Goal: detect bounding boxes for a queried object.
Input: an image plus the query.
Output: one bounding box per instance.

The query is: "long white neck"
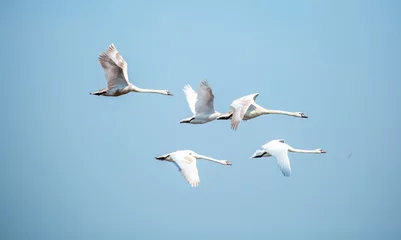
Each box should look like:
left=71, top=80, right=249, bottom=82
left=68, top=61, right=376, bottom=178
left=288, top=147, right=321, bottom=154
left=197, top=154, right=226, bottom=165
left=131, top=86, right=167, bottom=95
left=261, top=108, right=300, bottom=117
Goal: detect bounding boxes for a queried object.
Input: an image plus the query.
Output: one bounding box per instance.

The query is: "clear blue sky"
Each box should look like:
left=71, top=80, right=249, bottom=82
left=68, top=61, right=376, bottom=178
left=2, top=0, right=401, bottom=239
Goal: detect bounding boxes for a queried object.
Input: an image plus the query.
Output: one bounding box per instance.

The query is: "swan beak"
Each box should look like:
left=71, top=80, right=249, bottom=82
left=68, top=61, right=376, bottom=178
left=321, top=150, right=327, bottom=153
left=167, top=91, right=173, bottom=96
left=226, top=161, right=233, bottom=165
left=301, top=113, right=308, bottom=118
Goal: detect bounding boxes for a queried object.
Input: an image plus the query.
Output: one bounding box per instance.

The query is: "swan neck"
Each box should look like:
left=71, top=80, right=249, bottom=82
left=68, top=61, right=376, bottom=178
left=262, top=109, right=297, bottom=116
left=132, top=86, right=165, bottom=95
left=197, top=155, right=225, bottom=164
left=288, top=147, right=319, bottom=154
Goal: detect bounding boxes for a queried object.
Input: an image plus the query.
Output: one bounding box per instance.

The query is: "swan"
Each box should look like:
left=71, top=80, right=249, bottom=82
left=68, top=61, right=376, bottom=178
left=179, top=81, right=222, bottom=124
left=251, top=139, right=326, bottom=177
left=155, top=150, right=232, bottom=187
left=217, top=93, right=308, bottom=130
left=90, top=44, right=173, bottom=97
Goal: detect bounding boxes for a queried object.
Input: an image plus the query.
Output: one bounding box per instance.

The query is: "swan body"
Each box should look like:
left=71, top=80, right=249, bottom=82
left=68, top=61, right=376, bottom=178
left=91, top=44, right=173, bottom=97
left=180, top=81, right=221, bottom=124
left=155, top=150, right=232, bottom=187
left=217, top=93, right=308, bottom=130
left=251, top=139, right=326, bottom=177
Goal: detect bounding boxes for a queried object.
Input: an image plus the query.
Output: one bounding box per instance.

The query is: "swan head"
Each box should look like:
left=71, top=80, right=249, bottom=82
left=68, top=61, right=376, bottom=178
left=223, top=160, right=232, bottom=165
left=316, top=149, right=327, bottom=153
left=164, top=90, right=173, bottom=96
left=295, top=112, right=308, bottom=118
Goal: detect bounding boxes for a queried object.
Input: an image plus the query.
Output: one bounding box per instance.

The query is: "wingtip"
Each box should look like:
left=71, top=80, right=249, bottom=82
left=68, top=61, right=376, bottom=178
left=183, top=84, right=192, bottom=91
left=200, top=80, right=210, bottom=87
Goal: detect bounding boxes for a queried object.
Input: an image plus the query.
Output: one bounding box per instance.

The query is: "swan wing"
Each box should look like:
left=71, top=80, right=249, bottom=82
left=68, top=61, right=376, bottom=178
left=183, top=85, right=197, bottom=115
left=172, top=153, right=200, bottom=187
left=99, top=49, right=129, bottom=90
left=105, top=44, right=130, bottom=83
left=264, top=140, right=291, bottom=177
left=195, top=81, right=215, bottom=115
left=230, top=93, right=259, bottom=130
left=98, top=44, right=130, bottom=90
left=273, top=151, right=291, bottom=177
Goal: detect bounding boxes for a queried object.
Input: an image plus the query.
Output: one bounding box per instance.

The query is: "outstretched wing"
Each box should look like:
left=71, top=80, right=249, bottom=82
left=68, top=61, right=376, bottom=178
left=106, top=44, right=130, bottom=83
left=183, top=84, right=197, bottom=115
left=172, top=153, right=200, bottom=187
left=195, top=81, right=215, bottom=115
left=273, top=151, right=291, bottom=177
left=264, top=140, right=291, bottom=177
left=98, top=44, right=130, bottom=89
left=230, top=93, right=259, bottom=130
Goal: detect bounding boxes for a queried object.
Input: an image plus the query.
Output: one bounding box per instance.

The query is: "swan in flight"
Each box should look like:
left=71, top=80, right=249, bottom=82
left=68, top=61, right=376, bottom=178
left=90, top=44, right=173, bottom=97
left=155, top=150, right=232, bottom=187
left=251, top=139, right=326, bottom=177
left=179, top=81, right=222, bottom=124
left=217, top=93, right=308, bottom=130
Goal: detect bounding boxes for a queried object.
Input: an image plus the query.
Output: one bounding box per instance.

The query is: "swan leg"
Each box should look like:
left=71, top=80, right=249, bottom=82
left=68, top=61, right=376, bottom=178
left=217, top=112, right=233, bottom=120
left=90, top=88, right=107, bottom=96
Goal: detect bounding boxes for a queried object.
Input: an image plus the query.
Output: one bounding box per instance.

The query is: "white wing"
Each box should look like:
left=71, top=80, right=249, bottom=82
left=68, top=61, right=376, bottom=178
left=172, top=153, right=200, bottom=187
left=195, top=81, right=215, bottom=116
left=264, top=140, right=291, bottom=177
left=98, top=44, right=130, bottom=89
left=273, top=151, right=291, bottom=177
left=183, top=85, right=197, bottom=115
left=230, top=93, right=259, bottom=130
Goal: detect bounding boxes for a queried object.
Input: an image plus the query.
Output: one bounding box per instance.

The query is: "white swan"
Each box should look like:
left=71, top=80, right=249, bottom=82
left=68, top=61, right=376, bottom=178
left=179, top=81, right=222, bottom=124
left=251, top=139, right=326, bottom=177
left=90, top=44, right=173, bottom=97
left=155, top=150, right=232, bottom=187
left=217, top=93, right=308, bottom=130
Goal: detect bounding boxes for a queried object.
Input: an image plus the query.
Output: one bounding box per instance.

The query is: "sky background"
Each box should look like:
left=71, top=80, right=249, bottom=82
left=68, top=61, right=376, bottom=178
left=2, top=0, right=401, bottom=239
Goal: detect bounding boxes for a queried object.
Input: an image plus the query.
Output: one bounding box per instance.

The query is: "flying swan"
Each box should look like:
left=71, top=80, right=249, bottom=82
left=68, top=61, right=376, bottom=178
left=155, top=150, right=232, bottom=187
left=251, top=139, right=326, bottom=177
left=90, top=44, right=173, bottom=97
left=179, top=81, right=222, bottom=124
left=217, top=93, right=308, bottom=130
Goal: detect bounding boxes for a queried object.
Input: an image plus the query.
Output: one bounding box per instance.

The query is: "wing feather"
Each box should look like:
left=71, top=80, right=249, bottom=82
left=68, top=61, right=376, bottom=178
left=98, top=44, right=130, bottom=90
left=274, top=151, right=291, bottom=177
left=264, top=140, right=291, bottom=177
left=106, top=44, right=130, bottom=83
left=195, top=81, right=215, bottom=115
left=172, top=153, right=200, bottom=187
left=230, top=93, right=259, bottom=130
left=183, top=85, right=197, bottom=115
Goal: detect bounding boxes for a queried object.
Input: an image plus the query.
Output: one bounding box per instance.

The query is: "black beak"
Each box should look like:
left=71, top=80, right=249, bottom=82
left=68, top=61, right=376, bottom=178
left=301, top=113, right=308, bottom=118
left=167, top=91, right=173, bottom=96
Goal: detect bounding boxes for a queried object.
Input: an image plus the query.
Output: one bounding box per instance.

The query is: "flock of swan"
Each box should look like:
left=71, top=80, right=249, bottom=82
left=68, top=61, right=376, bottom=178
left=91, top=43, right=327, bottom=187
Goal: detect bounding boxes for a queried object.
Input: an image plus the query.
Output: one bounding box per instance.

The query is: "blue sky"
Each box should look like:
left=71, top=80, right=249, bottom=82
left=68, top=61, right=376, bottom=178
left=2, top=0, right=401, bottom=239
